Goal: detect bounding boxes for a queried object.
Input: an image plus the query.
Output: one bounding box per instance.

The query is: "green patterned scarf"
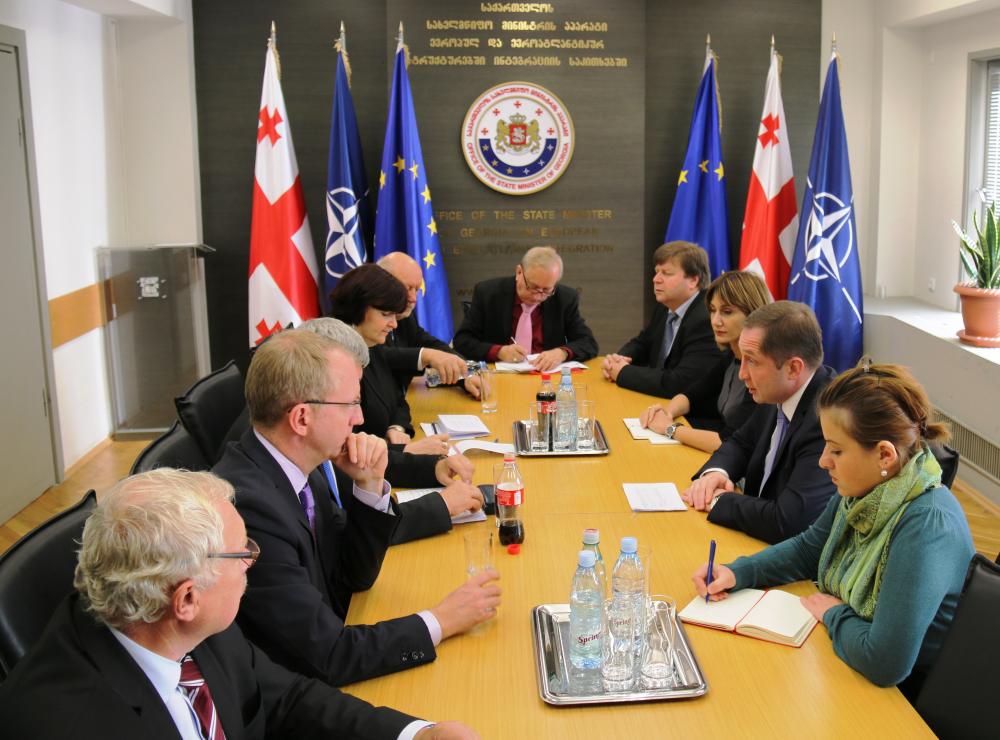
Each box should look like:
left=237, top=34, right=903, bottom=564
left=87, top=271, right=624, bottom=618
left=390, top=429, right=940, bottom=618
left=817, top=445, right=942, bottom=620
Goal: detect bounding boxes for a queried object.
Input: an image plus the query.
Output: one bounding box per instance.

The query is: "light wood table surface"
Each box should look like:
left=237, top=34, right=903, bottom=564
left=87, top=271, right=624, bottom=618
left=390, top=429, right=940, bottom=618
left=345, top=361, right=932, bottom=738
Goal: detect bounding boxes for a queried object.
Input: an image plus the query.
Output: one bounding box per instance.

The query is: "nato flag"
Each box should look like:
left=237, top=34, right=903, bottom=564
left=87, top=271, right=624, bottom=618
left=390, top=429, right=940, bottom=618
left=788, top=53, right=864, bottom=372
left=373, top=43, right=454, bottom=341
left=324, top=49, right=371, bottom=306
left=665, top=51, right=730, bottom=278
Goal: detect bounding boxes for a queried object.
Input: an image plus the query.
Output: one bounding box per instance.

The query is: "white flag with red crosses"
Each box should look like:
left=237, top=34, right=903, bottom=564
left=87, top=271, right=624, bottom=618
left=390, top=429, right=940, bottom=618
left=247, top=40, right=319, bottom=347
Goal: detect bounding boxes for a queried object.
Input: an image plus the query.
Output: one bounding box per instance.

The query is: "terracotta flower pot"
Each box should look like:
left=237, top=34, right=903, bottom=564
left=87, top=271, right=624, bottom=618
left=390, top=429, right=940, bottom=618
left=954, top=282, right=1000, bottom=347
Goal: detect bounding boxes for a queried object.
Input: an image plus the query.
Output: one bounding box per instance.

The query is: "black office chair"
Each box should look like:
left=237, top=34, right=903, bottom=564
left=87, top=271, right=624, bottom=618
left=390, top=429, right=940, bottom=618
left=928, top=442, right=960, bottom=489
left=174, top=360, right=245, bottom=463
left=0, top=490, right=97, bottom=680
left=130, top=421, right=210, bottom=474
left=915, top=554, right=1000, bottom=739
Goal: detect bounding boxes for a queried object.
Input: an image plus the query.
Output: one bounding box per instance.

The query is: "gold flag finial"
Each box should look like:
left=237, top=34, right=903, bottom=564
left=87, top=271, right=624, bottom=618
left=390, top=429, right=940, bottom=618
left=397, top=21, right=410, bottom=68
left=269, top=21, right=281, bottom=79
left=335, top=21, right=352, bottom=86
left=770, top=34, right=775, bottom=51
left=832, top=32, right=838, bottom=53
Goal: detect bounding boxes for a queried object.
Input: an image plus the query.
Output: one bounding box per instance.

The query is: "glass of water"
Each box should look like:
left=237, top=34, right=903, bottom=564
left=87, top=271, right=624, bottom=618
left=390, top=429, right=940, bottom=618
left=576, top=399, right=595, bottom=449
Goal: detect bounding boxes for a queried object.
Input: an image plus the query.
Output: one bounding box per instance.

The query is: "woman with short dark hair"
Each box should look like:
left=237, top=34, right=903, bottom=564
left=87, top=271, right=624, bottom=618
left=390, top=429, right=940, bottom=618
left=693, top=361, right=974, bottom=696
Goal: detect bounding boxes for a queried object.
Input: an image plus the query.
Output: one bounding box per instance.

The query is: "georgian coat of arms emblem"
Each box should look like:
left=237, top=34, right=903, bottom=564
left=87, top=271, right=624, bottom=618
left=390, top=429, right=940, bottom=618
left=462, top=81, right=574, bottom=195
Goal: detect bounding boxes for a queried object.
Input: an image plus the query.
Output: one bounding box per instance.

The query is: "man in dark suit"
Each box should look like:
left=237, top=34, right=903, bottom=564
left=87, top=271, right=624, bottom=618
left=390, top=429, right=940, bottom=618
left=683, top=301, right=837, bottom=544
left=378, top=252, right=483, bottom=399
left=0, top=469, right=477, bottom=739
left=602, top=241, right=722, bottom=397
left=213, top=330, right=500, bottom=687
left=452, top=246, right=598, bottom=372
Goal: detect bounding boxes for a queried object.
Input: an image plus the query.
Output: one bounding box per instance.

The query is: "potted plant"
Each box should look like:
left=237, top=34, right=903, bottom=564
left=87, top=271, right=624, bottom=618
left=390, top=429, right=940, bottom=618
left=952, top=201, right=1000, bottom=347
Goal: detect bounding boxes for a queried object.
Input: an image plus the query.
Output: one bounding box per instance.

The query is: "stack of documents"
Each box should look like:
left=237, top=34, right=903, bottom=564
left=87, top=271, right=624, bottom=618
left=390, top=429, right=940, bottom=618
left=395, top=488, right=487, bottom=524
left=494, top=355, right=588, bottom=373
left=432, top=415, right=491, bottom=439
left=623, top=418, right=681, bottom=445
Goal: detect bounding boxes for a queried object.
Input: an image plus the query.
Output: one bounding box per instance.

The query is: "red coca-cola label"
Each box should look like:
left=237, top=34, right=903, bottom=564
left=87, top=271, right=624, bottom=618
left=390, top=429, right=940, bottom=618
left=538, top=400, right=555, bottom=414
left=496, top=484, right=523, bottom=506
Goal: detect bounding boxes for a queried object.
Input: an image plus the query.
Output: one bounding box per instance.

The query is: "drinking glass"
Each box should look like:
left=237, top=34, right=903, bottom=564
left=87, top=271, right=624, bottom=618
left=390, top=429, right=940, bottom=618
left=463, top=529, right=494, bottom=578
left=602, top=598, right=636, bottom=692
left=640, top=596, right=677, bottom=689
left=523, top=402, right=539, bottom=450
left=576, top=399, right=595, bottom=449
left=480, top=367, right=498, bottom=413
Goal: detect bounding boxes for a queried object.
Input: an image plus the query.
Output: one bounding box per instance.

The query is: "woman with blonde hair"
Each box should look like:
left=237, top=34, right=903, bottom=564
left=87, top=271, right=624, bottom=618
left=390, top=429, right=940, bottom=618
left=693, top=361, right=974, bottom=696
left=639, top=270, right=770, bottom=452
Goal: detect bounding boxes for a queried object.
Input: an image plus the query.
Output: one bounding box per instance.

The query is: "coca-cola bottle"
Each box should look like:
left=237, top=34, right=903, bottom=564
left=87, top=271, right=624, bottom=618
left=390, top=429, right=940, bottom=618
left=536, top=373, right=557, bottom=451
left=495, top=453, right=525, bottom=545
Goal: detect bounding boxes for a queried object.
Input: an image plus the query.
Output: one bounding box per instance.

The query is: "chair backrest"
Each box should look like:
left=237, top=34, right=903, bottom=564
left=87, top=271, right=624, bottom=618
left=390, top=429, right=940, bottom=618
left=174, top=360, right=245, bottom=463
left=130, top=420, right=210, bottom=474
left=0, top=490, right=97, bottom=680
left=916, top=553, right=1000, bottom=739
left=928, top=442, right=960, bottom=489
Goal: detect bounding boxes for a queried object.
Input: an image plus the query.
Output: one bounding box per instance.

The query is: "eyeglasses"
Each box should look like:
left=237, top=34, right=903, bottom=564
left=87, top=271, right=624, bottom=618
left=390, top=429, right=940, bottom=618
left=519, top=271, right=556, bottom=297
left=287, top=398, right=363, bottom=412
left=208, top=538, right=260, bottom=568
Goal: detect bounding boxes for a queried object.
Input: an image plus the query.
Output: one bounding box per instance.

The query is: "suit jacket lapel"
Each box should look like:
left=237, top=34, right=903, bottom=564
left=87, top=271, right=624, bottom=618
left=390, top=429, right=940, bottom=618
left=363, top=348, right=396, bottom=420
left=499, top=278, right=516, bottom=341
left=768, top=368, right=828, bottom=483
left=649, top=307, right=668, bottom=369
left=192, top=641, right=245, bottom=740
left=70, top=598, right=181, bottom=736
left=240, top=429, right=313, bottom=542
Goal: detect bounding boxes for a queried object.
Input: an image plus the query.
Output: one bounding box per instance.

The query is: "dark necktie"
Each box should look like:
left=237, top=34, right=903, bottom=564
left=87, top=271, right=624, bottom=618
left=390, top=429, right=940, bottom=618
left=178, top=655, right=226, bottom=740
left=656, top=312, right=679, bottom=368
left=759, top=407, right=790, bottom=493
left=298, top=482, right=316, bottom=532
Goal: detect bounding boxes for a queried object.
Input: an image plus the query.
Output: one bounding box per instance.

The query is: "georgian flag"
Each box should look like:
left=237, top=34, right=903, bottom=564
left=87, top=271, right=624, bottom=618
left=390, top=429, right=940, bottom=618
left=739, top=46, right=798, bottom=300
left=248, top=40, right=319, bottom=347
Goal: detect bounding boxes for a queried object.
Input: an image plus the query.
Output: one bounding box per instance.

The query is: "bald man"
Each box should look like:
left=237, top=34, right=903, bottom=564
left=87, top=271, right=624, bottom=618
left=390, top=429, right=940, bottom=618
left=378, top=252, right=482, bottom=398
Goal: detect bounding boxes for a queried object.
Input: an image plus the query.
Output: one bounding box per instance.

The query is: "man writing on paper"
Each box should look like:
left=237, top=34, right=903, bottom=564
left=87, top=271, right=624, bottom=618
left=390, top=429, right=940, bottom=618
left=602, top=241, right=721, bottom=397
left=378, top=251, right=483, bottom=399
left=213, top=329, right=501, bottom=686
left=0, top=469, right=477, bottom=739
left=682, top=301, right=837, bottom=543
left=452, top=246, right=598, bottom=372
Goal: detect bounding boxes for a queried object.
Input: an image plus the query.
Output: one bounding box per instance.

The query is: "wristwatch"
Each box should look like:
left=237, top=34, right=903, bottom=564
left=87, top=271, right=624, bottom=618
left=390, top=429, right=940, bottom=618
left=664, top=422, right=683, bottom=440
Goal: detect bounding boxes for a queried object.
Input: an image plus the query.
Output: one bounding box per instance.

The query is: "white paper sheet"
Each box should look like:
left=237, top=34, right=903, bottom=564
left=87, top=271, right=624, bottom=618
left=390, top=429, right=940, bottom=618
left=454, top=439, right=516, bottom=455
left=623, top=418, right=681, bottom=445
left=621, top=482, right=687, bottom=512
left=433, top=414, right=491, bottom=439
left=394, top=487, right=487, bottom=524
left=494, top=354, right=588, bottom=374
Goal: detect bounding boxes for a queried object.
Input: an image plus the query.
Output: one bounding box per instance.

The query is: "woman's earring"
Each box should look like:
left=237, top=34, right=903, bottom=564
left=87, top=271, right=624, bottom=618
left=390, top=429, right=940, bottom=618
left=880, top=468, right=888, bottom=478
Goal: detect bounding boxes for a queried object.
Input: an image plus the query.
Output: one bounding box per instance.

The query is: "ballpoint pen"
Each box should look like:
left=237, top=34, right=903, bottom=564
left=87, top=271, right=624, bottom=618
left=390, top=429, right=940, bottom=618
left=705, top=539, right=717, bottom=603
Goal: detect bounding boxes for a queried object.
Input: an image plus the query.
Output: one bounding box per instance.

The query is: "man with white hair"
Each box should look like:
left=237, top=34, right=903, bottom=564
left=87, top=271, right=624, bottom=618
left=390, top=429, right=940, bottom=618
left=453, top=246, right=598, bottom=372
left=377, top=252, right=482, bottom=398
left=0, top=469, right=478, bottom=739
left=213, top=329, right=500, bottom=687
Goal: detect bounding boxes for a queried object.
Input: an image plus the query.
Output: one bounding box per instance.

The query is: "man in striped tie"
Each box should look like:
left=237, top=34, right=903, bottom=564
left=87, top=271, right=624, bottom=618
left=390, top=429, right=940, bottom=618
left=0, top=468, right=477, bottom=739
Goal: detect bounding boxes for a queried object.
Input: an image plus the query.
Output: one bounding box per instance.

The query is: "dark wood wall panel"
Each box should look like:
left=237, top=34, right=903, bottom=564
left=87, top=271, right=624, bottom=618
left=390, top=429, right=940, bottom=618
left=194, top=0, right=820, bottom=370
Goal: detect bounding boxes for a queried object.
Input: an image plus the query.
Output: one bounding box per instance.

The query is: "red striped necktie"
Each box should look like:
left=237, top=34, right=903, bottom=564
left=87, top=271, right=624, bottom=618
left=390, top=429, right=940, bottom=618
left=178, top=655, right=226, bottom=740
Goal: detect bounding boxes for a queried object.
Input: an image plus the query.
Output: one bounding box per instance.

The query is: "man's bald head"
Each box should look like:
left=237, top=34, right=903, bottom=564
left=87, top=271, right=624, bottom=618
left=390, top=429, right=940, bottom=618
left=378, top=252, right=423, bottom=317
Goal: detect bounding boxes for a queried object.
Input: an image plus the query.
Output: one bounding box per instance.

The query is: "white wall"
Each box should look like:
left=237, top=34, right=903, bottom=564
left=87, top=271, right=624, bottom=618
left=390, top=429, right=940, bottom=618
left=0, top=0, right=198, bottom=470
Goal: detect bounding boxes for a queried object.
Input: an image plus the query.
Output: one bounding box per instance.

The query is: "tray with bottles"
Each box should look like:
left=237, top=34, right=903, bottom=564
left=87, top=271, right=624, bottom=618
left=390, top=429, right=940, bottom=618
left=511, top=420, right=611, bottom=457
left=530, top=602, right=708, bottom=705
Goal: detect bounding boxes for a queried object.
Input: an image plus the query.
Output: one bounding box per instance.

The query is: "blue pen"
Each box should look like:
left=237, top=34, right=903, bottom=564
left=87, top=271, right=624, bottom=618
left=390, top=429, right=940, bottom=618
left=705, top=539, right=717, bottom=603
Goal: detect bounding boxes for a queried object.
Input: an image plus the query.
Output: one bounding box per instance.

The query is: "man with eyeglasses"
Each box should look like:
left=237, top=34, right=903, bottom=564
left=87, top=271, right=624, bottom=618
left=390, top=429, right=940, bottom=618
left=0, top=468, right=477, bottom=739
left=453, top=245, right=598, bottom=372
left=212, top=330, right=501, bottom=687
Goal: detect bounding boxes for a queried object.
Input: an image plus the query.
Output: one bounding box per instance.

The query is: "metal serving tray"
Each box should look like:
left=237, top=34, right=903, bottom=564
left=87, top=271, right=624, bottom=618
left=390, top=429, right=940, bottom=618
left=512, top=420, right=611, bottom=457
left=531, top=603, right=708, bottom=706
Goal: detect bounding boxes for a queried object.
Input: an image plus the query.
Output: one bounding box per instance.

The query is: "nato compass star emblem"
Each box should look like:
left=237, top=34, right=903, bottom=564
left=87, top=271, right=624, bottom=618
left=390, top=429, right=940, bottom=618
left=325, top=186, right=365, bottom=279
left=789, top=189, right=862, bottom=321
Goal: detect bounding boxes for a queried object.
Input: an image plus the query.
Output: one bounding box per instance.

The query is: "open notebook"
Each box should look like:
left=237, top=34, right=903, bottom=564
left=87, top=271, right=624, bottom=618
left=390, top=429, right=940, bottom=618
left=679, top=588, right=818, bottom=647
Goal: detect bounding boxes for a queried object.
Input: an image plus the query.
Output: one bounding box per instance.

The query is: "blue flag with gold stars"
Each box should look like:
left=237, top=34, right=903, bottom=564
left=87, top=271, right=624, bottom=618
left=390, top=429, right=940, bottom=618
left=373, top=42, right=453, bottom=341
left=665, top=50, right=730, bottom=278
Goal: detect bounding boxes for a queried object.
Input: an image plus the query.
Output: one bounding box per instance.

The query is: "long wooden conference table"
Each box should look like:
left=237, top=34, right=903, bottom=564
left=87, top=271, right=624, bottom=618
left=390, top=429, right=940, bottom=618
left=346, top=362, right=932, bottom=738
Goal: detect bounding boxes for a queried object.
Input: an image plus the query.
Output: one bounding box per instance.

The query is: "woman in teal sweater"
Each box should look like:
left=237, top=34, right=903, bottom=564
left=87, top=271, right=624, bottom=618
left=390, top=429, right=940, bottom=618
left=693, top=361, right=974, bottom=695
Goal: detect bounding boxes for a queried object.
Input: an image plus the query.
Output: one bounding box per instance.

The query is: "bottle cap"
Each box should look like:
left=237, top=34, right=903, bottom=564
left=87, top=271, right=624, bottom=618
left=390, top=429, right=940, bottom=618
left=578, top=550, right=596, bottom=567
left=541, top=373, right=551, bottom=380
left=582, top=528, right=600, bottom=545
left=503, top=453, right=515, bottom=462
left=620, top=536, right=638, bottom=554
left=507, top=543, right=521, bottom=555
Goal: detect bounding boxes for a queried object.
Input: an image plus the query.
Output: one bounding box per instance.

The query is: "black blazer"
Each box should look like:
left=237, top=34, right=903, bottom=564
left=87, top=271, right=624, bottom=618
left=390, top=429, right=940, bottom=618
left=382, top=314, right=459, bottom=384
left=452, top=276, right=598, bottom=361
left=213, top=429, right=437, bottom=685
left=361, top=345, right=415, bottom=437
left=696, top=366, right=838, bottom=544
left=684, top=352, right=757, bottom=440
left=615, top=294, right=723, bottom=398
left=0, top=595, right=417, bottom=739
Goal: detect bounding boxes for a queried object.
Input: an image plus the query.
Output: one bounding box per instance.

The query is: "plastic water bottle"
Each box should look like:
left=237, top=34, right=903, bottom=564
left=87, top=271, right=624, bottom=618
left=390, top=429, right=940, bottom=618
left=536, top=373, right=556, bottom=451
left=424, top=367, right=442, bottom=387
left=611, top=536, right=645, bottom=650
left=569, top=550, right=604, bottom=671
left=554, top=368, right=577, bottom=450
left=582, top=528, right=607, bottom=598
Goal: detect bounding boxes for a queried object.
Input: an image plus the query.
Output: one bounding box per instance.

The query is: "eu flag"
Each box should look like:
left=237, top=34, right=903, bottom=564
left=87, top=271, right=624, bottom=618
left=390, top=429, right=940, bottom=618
left=324, top=42, right=371, bottom=306
left=665, top=49, right=730, bottom=278
left=788, top=52, right=863, bottom=372
left=373, top=41, right=454, bottom=341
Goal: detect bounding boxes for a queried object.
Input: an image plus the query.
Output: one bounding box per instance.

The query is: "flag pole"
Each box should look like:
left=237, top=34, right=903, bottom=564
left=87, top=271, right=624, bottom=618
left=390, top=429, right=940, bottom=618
left=269, top=20, right=281, bottom=79
left=336, top=21, right=352, bottom=86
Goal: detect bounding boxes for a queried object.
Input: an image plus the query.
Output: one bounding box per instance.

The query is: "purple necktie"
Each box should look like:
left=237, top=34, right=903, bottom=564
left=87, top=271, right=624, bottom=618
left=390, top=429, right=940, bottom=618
left=759, top=407, right=789, bottom=494
left=298, top=482, right=316, bottom=532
